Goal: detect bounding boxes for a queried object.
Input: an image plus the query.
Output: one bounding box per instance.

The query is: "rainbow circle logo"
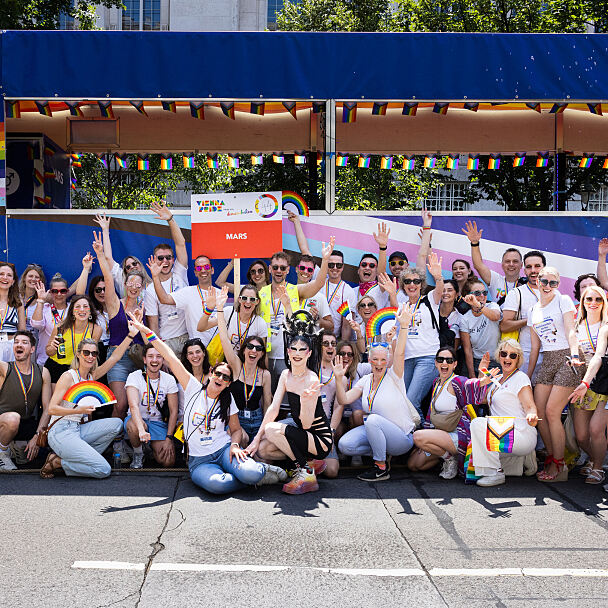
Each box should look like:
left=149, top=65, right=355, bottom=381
left=254, top=194, right=279, bottom=218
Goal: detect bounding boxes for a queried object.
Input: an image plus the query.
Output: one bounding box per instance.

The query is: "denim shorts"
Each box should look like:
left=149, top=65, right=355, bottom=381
left=106, top=346, right=138, bottom=383
left=124, top=415, right=168, bottom=441
left=238, top=408, right=263, bottom=442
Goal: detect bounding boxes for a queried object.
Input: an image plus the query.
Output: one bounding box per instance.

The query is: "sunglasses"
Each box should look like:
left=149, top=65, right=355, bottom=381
left=371, top=341, right=389, bottom=348
left=435, top=356, right=455, bottom=364
left=499, top=351, right=518, bottom=360
left=50, top=288, right=68, bottom=294
left=213, top=370, right=232, bottom=382
left=584, top=296, right=604, bottom=303
left=81, top=349, right=98, bottom=358
left=250, top=268, right=266, bottom=275
left=126, top=282, right=143, bottom=289
left=272, top=264, right=287, bottom=271
left=360, top=262, right=377, bottom=269
left=245, top=343, right=265, bottom=352
left=322, top=340, right=337, bottom=347
left=358, top=302, right=376, bottom=308
left=298, top=265, right=314, bottom=273
left=390, top=260, right=406, bottom=267
left=338, top=351, right=353, bottom=358
left=402, top=278, right=422, bottom=285
left=328, top=262, right=343, bottom=269
left=289, top=346, right=309, bottom=353
left=156, top=255, right=173, bottom=262
left=195, top=264, right=212, bottom=272
left=239, top=295, right=258, bottom=303
left=539, top=278, right=559, bottom=288
left=125, top=262, right=140, bottom=271
left=471, top=290, right=488, bottom=297
left=94, top=286, right=105, bottom=294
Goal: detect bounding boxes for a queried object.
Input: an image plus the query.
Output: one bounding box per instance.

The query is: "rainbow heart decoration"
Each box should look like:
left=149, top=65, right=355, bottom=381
left=366, top=307, right=398, bottom=340
left=63, top=380, right=117, bottom=407
left=282, top=191, right=309, bottom=216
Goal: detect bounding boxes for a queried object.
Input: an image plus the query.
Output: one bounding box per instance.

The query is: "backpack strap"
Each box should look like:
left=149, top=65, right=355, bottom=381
left=421, top=295, right=439, bottom=332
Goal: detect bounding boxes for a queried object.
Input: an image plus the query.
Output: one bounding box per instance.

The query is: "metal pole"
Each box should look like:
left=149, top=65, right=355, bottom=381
left=324, top=99, right=336, bottom=214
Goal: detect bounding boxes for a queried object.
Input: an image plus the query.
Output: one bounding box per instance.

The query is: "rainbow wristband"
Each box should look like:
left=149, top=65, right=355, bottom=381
left=145, top=331, right=158, bottom=342
left=203, top=305, right=213, bottom=316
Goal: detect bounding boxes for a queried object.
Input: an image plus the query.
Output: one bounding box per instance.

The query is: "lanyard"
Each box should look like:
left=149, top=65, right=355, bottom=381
left=271, top=292, right=282, bottom=320
left=367, top=371, right=386, bottom=412
left=408, top=297, right=422, bottom=328
left=0, top=305, right=11, bottom=332
left=145, top=374, right=160, bottom=414
left=200, top=388, right=219, bottom=434
left=237, top=312, right=254, bottom=346
left=488, top=368, right=519, bottom=408
left=242, top=366, right=259, bottom=404
left=14, top=363, right=34, bottom=409
left=526, top=284, right=539, bottom=302
left=584, top=319, right=598, bottom=353
left=51, top=306, right=66, bottom=326
left=319, top=366, right=334, bottom=387
left=430, top=373, right=454, bottom=412
left=326, top=280, right=343, bottom=307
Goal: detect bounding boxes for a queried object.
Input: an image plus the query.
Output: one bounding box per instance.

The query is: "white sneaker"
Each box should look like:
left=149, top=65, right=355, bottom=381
left=523, top=451, right=538, bottom=476
left=130, top=452, right=144, bottom=469
left=10, top=441, right=28, bottom=465
left=258, top=464, right=288, bottom=485
left=476, top=470, right=506, bottom=487
left=0, top=448, right=17, bottom=471
left=439, top=456, right=458, bottom=479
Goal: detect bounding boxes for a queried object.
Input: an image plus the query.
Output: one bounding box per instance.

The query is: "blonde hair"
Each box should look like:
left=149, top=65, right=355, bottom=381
left=538, top=266, right=560, bottom=281
left=494, top=338, right=524, bottom=370
left=576, top=285, right=608, bottom=329
left=70, top=338, right=99, bottom=374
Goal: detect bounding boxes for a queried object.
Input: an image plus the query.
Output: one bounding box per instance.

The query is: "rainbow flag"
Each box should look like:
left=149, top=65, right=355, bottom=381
left=488, top=154, right=501, bottom=170
left=467, top=155, right=479, bottom=170
left=44, top=145, right=55, bottom=157
left=446, top=154, right=459, bottom=170
left=227, top=154, right=240, bottom=169
left=423, top=155, right=436, bottom=169
left=33, top=169, right=44, bottom=187
left=464, top=441, right=481, bottom=483
left=603, top=158, right=608, bottom=169
left=317, top=152, right=323, bottom=166
left=336, top=154, right=348, bottom=167
left=372, top=102, right=387, bottom=116
left=6, top=101, right=21, bottom=119
left=115, top=154, right=127, bottom=169
left=536, top=153, right=550, bottom=167
left=402, top=102, right=418, bottom=116
left=294, top=152, right=307, bottom=164
left=71, top=177, right=77, bottom=190
left=182, top=155, right=195, bottom=169
left=579, top=155, right=593, bottom=168
left=312, top=102, right=325, bottom=113
left=71, top=153, right=81, bottom=168
left=588, top=103, right=603, bottom=115
left=161, top=155, right=173, bottom=170
left=380, top=155, right=393, bottom=170
left=44, top=170, right=55, bottom=180
left=35, top=195, right=51, bottom=205
left=282, top=101, right=297, bottom=118
left=464, top=102, right=479, bottom=112
left=130, top=101, right=148, bottom=117
left=220, top=102, right=235, bottom=119
left=342, top=102, right=357, bottom=123
left=251, top=154, right=263, bottom=166
left=433, top=102, right=449, bottom=115
left=190, top=102, right=204, bottom=120
left=513, top=154, right=526, bottom=167
left=337, top=302, right=351, bottom=318
left=486, top=417, right=515, bottom=453
left=525, top=102, right=541, bottom=113
left=549, top=103, right=567, bottom=114
left=35, top=101, right=52, bottom=117
left=26, top=144, right=36, bottom=160
left=65, top=101, right=84, bottom=117
left=162, top=101, right=176, bottom=113
left=358, top=155, right=371, bottom=168
left=273, top=153, right=285, bottom=164
left=403, top=156, right=415, bottom=170
left=98, top=101, right=114, bottom=119
left=97, top=154, right=108, bottom=168
left=207, top=153, right=219, bottom=169
left=250, top=102, right=265, bottom=116
left=137, top=155, right=149, bottom=170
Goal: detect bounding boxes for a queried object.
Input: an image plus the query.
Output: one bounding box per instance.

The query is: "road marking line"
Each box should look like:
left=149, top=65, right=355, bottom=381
left=151, top=563, right=290, bottom=573
left=429, top=568, right=521, bottom=577
left=72, top=561, right=145, bottom=571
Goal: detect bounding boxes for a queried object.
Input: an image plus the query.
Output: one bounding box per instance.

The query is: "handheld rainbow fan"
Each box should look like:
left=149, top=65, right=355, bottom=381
left=63, top=381, right=117, bottom=408
left=366, top=307, right=398, bottom=340
left=282, top=191, right=309, bottom=216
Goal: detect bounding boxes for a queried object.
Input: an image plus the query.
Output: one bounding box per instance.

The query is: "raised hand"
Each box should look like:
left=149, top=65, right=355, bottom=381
left=82, top=251, right=95, bottom=272
left=35, top=280, right=48, bottom=301
left=396, top=302, right=414, bottom=329
left=287, top=210, right=300, bottom=224
left=93, top=212, right=110, bottom=231
left=301, top=380, right=321, bottom=405
left=150, top=200, right=173, bottom=222
left=215, top=285, right=229, bottom=310
left=92, top=231, right=104, bottom=256
left=127, top=310, right=149, bottom=334
left=480, top=351, right=490, bottom=371
left=275, top=284, right=290, bottom=307
left=462, top=220, right=483, bottom=243
left=426, top=251, right=443, bottom=280
left=464, top=293, right=480, bottom=308
left=373, top=222, right=390, bottom=249
left=378, top=272, right=397, bottom=296
left=421, top=207, right=432, bottom=228
left=321, top=236, right=336, bottom=260
left=331, top=355, right=347, bottom=378
left=147, top=255, right=162, bottom=278
left=348, top=318, right=362, bottom=335
left=127, top=320, right=139, bottom=337
left=599, top=238, right=608, bottom=257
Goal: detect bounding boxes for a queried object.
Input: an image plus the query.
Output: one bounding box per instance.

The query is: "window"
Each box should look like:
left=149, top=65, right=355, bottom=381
left=122, top=0, right=161, bottom=31
left=585, top=187, right=608, bottom=211
left=422, top=182, right=469, bottom=211
left=122, top=0, right=140, bottom=30
left=143, top=0, right=161, bottom=30
left=59, top=0, right=76, bottom=29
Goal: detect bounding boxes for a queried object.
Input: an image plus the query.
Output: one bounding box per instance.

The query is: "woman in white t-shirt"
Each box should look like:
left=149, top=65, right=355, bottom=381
left=468, top=339, right=539, bottom=487
left=527, top=267, right=582, bottom=482
left=334, top=304, right=420, bottom=482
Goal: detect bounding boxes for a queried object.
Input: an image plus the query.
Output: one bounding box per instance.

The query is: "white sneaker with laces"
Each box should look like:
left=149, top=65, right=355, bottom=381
left=258, top=464, right=288, bottom=485
left=476, top=470, right=506, bottom=487
left=0, top=448, right=17, bottom=471
left=130, top=452, right=144, bottom=470
left=439, top=456, right=458, bottom=479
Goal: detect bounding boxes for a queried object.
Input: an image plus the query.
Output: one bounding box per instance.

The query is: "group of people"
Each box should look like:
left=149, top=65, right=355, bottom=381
left=0, top=203, right=607, bottom=496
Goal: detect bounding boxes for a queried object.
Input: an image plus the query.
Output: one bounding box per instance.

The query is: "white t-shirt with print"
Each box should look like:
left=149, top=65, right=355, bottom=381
left=144, top=261, right=189, bottom=340
left=324, top=280, right=358, bottom=336
left=459, top=302, right=502, bottom=359
left=359, top=283, right=389, bottom=309
left=444, top=309, right=462, bottom=339
left=487, top=370, right=533, bottom=431
left=182, top=377, right=237, bottom=457
left=577, top=320, right=601, bottom=364
left=125, top=369, right=178, bottom=422
left=502, top=284, right=540, bottom=353
left=221, top=305, right=267, bottom=354
left=488, top=269, right=518, bottom=304
left=171, top=284, right=222, bottom=346
left=527, top=293, right=575, bottom=352
left=396, top=292, right=441, bottom=359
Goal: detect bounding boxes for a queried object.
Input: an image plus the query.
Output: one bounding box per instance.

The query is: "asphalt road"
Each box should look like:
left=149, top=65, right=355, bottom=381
left=2, top=468, right=608, bottom=608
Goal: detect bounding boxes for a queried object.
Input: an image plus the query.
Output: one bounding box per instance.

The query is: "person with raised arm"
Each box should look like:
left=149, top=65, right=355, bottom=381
left=596, top=238, right=608, bottom=292
left=462, top=220, right=523, bottom=304
left=294, top=254, right=333, bottom=332
left=124, top=313, right=285, bottom=494
left=333, top=303, right=420, bottom=482
left=214, top=259, right=271, bottom=294
left=356, top=223, right=391, bottom=309
left=439, top=279, right=462, bottom=349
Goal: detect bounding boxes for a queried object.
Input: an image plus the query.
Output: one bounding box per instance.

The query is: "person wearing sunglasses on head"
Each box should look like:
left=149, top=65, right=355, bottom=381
left=528, top=267, right=583, bottom=483
left=124, top=313, right=284, bottom=493
left=215, top=259, right=271, bottom=294
left=460, top=278, right=502, bottom=379
left=294, top=254, right=333, bottom=332
left=572, top=273, right=601, bottom=315
left=357, top=223, right=391, bottom=310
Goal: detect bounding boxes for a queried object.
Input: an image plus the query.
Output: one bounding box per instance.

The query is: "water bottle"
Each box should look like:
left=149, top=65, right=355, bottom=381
left=113, top=450, right=121, bottom=473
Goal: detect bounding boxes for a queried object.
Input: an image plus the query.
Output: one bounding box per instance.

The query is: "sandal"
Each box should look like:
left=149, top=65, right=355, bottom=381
left=585, top=469, right=605, bottom=485
left=40, top=453, right=61, bottom=479
left=538, top=457, right=568, bottom=483
left=580, top=462, right=593, bottom=477
left=536, top=454, right=554, bottom=479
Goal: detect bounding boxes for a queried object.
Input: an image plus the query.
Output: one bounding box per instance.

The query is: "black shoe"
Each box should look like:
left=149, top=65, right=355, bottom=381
left=357, top=464, right=390, bottom=482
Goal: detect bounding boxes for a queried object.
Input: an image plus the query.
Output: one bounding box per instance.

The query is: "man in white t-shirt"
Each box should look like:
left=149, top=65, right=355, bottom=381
left=462, top=220, right=523, bottom=305
left=143, top=202, right=190, bottom=355
left=150, top=254, right=221, bottom=346
left=125, top=344, right=179, bottom=469
left=295, top=254, right=333, bottom=332
left=500, top=250, right=546, bottom=373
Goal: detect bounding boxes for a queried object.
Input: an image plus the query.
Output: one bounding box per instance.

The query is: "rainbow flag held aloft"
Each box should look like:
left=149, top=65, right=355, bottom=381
left=579, top=155, right=594, bottom=168
left=35, top=101, right=52, bottom=117
left=372, top=102, right=388, bottom=116
left=549, top=103, right=568, bottom=114
left=33, top=169, right=45, bottom=187
left=525, top=102, right=541, bottom=113
left=182, top=155, right=195, bottom=169
left=221, top=102, right=235, bottom=120
left=294, top=152, right=307, bottom=165
left=423, top=155, right=436, bottom=169
left=250, top=102, right=265, bottom=116
left=6, top=101, right=21, bottom=119
left=433, top=102, right=449, bottom=115
left=336, top=154, right=348, bottom=167
left=162, top=101, right=176, bottom=113
left=190, top=102, right=205, bottom=120
left=137, top=155, right=149, bottom=170
left=604, top=158, right=608, bottom=169
left=403, top=156, right=415, bottom=171
left=380, top=155, right=393, bottom=170
left=464, top=102, right=479, bottom=112
left=486, top=417, right=515, bottom=453
left=488, top=154, right=501, bottom=170
left=227, top=154, right=240, bottom=169
left=98, top=101, right=114, bottom=119
left=402, top=102, right=418, bottom=116
left=464, top=441, right=481, bottom=484
left=467, top=155, right=479, bottom=170
left=160, top=155, right=173, bottom=170
left=446, top=154, right=459, bottom=170
left=65, top=101, right=84, bottom=117
left=358, top=155, right=371, bottom=168
left=282, top=101, right=297, bottom=118
left=588, top=103, right=603, bottom=115
left=272, top=153, right=285, bottom=164
left=115, top=154, right=127, bottom=169
left=251, top=154, right=263, bottom=166
left=207, top=153, right=219, bottom=169
left=513, top=154, right=526, bottom=167
left=130, top=101, right=148, bottom=117
left=342, top=102, right=357, bottom=123
left=536, top=153, right=550, bottom=167
left=337, top=302, right=351, bottom=318
left=312, top=101, right=325, bottom=113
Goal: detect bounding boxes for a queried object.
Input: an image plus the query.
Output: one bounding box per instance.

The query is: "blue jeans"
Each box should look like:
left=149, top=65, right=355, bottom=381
left=403, top=355, right=438, bottom=420
left=48, top=418, right=123, bottom=478
left=188, top=442, right=267, bottom=494
left=238, top=408, right=264, bottom=442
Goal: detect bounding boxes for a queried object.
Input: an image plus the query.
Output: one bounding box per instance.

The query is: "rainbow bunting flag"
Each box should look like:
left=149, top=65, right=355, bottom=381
left=467, top=155, right=479, bottom=170
left=44, top=145, right=55, bottom=157
left=513, top=154, right=526, bottom=167
left=35, top=195, right=50, bottom=205
left=336, top=154, right=348, bottom=167
left=190, top=102, right=205, bottom=120
left=588, top=103, right=603, bottom=115
left=372, top=102, right=388, bottom=116
left=220, top=102, right=235, bottom=120
left=137, top=155, right=149, bottom=170
left=342, top=102, right=357, bottom=123
left=282, top=101, right=297, bottom=118
left=160, top=155, right=173, bottom=170
left=536, top=153, right=550, bottom=167
left=423, top=155, right=436, bottom=169
left=358, top=155, right=371, bottom=168
left=380, top=155, right=393, bottom=170
left=294, top=152, right=307, bottom=165
left=403, top=156, right=415, bottom=170
left=33, top=169, right=44, bottom=187
left=182, top=155, right=195, bottom=169
left=26, top=145, right=36, bottom=160
left=464, top=441, right=481, bottom=483
left=402, top=102, right=418, bottom=116
left=464, top=102, right=479, bottom=112
left=579, top=155, right=594, bottom=168
left=433, top=102, right=449, bottom=115
left=115, top=154, right=127, bottom=169
left=97, top=155, right=108, bottom=168
left=317, top=152, right=324, bottom=166
left=71, top=177, right=77, bottom=190
left=446, top=154, right=459, bottom=170
left=312, top=102, right=325, bottom=113
left=486, top=417, right=515, bottom=453
left=44, top=170, right=55, bottom=180
left=35, top=101, right=52, bottom=117
left=525, top=102, right=541, bottom=113
left=130, top=101, right=148, bottom=117
left=549, top=103, right=568, bottom=114
left=65, top=101, right=84, bottom=117
left=71, top=153, right=82, bottom=168
left=161, top=101, right=176, bottom=113
left=207, top=153, right=219, bottom=169
left=272, top=153, right=285, bottom=164
left=337, top=302, right=351, bottom=318
left=98, top=101, right=114, bottom=119
left=488, top=154, right=501, bottom=170
left=6, top=101, right=21, bottom=119
left=251, top=154, right=263, bottom=166
left=250, top=102, right=265, bottom=116
left=604, top=158, right=608, bottom=169
left=227, top=154, right=240, bottom=169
